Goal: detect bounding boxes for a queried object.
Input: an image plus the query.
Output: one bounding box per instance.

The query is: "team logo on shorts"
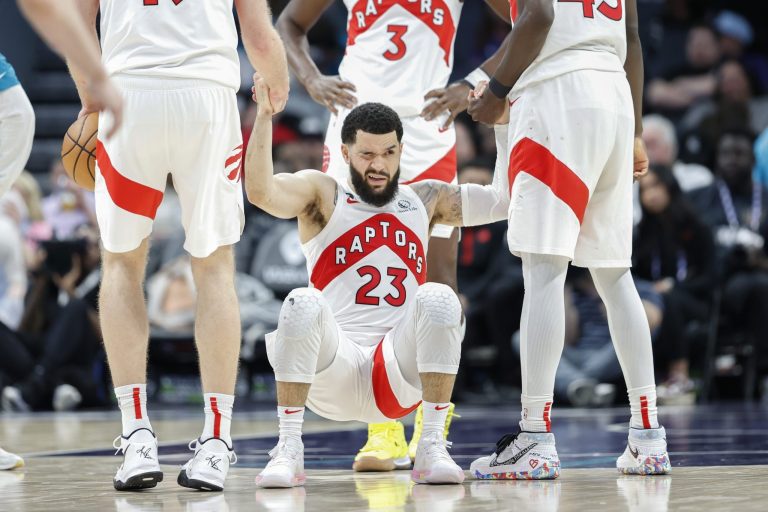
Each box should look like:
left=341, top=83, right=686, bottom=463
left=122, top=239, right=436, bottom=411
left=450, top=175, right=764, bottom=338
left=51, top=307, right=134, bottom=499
left=225, top=144, right=244, bottom=183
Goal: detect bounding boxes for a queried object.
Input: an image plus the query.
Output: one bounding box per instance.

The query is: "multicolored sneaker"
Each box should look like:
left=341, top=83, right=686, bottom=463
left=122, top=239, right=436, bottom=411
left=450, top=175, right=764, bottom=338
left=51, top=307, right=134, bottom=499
left=470, top=431, right=561, bottom=480
left=408, top=403, right=459, bottom=462
left=617, top=427, right=672, bottom=475
left=353, top=421, right=411, bottom=472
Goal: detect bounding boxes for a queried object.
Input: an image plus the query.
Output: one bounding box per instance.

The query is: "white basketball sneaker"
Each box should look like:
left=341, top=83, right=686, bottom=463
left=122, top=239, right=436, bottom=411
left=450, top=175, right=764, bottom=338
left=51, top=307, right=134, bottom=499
left=113, top=428, right=163, bottom=491
left=617, top=427, right=672, bottom=475
left=470, top=432, right=561, bottom=480
left=411, top=431, right=465, bottom=484
left=255, top=438, right=306, bottom=488
left=0, top=446, right=24, bottom=470
left=178, top=438, right=237, bottom=491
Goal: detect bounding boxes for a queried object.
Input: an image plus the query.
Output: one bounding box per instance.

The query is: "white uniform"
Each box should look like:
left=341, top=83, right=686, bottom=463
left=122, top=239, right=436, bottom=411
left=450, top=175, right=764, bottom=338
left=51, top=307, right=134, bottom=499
left=500, top=0, right=633, bottom=267
left=323, top=0, right=464, bottom=238
left=266, top=184, right=462, bottom=422
left=95, top=0, right=243, bottom=258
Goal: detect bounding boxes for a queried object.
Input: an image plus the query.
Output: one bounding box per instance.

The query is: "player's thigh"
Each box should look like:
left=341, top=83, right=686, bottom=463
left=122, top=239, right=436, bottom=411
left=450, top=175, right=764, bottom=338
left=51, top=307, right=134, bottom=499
left=95, top=86, right=169, bottom=254
left=506, top=72, right=618, bottom=259
left=167, top=86, right=244, bottom=259
left=573, top=79, right=635, bottom=268
left=400, top=115, right=456, bottom=184
left=322, top=107, right=350, bottom=181
left=0, top=86, right=34, bottom=193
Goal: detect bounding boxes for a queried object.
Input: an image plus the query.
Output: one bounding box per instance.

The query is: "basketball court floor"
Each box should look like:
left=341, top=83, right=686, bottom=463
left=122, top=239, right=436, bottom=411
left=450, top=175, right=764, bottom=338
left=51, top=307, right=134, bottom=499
left=2, top=403, right=767, bottom=511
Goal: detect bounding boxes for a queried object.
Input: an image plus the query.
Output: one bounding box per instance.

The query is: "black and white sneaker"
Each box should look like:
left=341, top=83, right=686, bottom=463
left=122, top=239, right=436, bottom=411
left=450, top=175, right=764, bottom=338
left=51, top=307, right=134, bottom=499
left=177, top=438, right=236, bottom=492
left=113, top=428, right=163, bottom=491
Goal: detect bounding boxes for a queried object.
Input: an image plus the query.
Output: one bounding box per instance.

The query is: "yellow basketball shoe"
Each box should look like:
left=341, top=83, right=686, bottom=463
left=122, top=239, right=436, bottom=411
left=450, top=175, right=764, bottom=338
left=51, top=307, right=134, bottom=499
left=353, top=421, right=411, bottom=472
left=408, top=403, right=459, bottom=462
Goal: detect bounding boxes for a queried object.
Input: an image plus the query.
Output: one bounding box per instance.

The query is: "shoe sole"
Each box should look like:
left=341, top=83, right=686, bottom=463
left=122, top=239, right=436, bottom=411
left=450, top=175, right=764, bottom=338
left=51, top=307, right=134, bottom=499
left=114, top=471, right=164, bottom=491
left=177, top=469, right=223, bottom=492
left=411, top=468, right=465, bottom=484
left=618, top=455, right=672, bottom=475
left=472, top=464, right=561, bottom=480
left=255, top=473, right=306, bottom=488
left=353, top=456, right=396, bottom=472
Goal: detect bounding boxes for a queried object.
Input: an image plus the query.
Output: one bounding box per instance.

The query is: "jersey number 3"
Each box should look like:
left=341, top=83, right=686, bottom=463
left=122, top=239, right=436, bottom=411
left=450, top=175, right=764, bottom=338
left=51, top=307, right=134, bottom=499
left=558, top=0, right=622, bottom=21
left=383, top=25, right=408, bottom=61
left=356, top=266, right=408, bottom=307
left=143, top=0, right=184, bottom=5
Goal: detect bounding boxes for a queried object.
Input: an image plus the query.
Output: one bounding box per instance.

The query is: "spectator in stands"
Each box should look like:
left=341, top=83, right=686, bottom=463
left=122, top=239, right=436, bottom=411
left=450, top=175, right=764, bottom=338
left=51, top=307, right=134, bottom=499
left=647, top=24, right=721, bottom=121
left=689, top=128, right=768, bottom=376
left=513, top=268, right=663, bottom=407
left=633, top=165, right=716, bottom=404
left=642, top=114, right=713, bottom=191
left=755, top=128, right=768, bottom=188
left=454, top=159, right=523, bottom=397
left=0, top=227, right=104, bottom=412
left=455, top=118, right=478, bottom=168
left=713, top=10, right=768, bottom=95
left=680, top=60, right=768, bottom=166
left=42, top=160, right=96, bottom=239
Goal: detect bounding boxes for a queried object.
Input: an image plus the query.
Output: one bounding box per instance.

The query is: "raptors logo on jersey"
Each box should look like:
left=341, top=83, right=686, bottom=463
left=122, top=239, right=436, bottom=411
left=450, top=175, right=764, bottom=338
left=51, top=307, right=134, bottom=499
left=302, top=184, right=429, bottom=346
left=339, top=0, right=464, bottom=115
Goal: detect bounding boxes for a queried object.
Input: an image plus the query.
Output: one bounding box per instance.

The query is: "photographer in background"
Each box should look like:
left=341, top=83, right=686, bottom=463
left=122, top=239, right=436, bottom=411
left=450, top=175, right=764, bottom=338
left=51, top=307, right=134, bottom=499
left=0, top=227, right=104, bottom=412
left=689, top=128, right=768, bottom=380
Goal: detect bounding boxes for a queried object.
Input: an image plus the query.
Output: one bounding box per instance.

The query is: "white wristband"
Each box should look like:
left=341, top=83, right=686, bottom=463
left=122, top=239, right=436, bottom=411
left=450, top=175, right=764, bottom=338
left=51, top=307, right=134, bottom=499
left=464, top=68, right=491, bottom=89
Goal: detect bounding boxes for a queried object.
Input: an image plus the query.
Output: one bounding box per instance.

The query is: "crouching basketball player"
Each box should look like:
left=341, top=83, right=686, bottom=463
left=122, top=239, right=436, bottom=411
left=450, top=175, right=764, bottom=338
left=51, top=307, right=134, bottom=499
left=245, top=80, right=510, bottom=487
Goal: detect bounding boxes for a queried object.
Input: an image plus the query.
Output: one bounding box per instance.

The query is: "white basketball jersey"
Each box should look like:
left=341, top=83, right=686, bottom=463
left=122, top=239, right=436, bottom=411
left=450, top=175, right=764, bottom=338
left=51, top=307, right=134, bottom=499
left=303, top=184, right=430, bottom=346
left=510, top=0, right=627, bottom=93
left=339, top=0, right=464, bottom=116
left=99, top=0, right=240, bottom=90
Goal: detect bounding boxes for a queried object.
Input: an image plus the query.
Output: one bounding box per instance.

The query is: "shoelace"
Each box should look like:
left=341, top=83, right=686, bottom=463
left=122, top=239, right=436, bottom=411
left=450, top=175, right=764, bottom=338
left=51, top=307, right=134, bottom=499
left=267, top=441, right=301, bottom=468
left=363, top=424, right=402, bottom=452
left=494, top=432, right=521, bottom=456
left=187, top=439, right=238, bottom=464
left=421, top=433, right=455, bottom=464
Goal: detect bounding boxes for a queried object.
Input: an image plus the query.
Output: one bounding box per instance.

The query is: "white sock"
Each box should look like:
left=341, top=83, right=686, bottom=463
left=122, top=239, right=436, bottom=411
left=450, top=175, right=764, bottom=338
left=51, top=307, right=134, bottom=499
left=589, top=268, right=660, bottom=429
left=518, top=253, right=569, bottom=433
left=420, top=401, right=450, bottom=438
left=202, top=393, right=234, bottom=446
left=628, top=386, right=659, bottom=429
left=115, top=384, right=152, bottom=437
left=277, top=406, right=304, bottom=443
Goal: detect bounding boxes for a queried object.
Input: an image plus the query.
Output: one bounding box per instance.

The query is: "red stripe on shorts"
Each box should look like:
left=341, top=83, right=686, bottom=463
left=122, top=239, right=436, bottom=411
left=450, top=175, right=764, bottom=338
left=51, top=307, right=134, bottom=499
left=211, top=397, right=221, bottom=438
left=640, top=395, right=651, bottom=429
left=508, top=137, right=589, bottom=224
left=96, top=140, right=164, bottom=219
left=372, top=340, right=421, bottom=419
left=403, top=145, right=457, bottom=184
left=133, top=387, right=142, bottom=420
left=543, top=401, right=552, bottom=432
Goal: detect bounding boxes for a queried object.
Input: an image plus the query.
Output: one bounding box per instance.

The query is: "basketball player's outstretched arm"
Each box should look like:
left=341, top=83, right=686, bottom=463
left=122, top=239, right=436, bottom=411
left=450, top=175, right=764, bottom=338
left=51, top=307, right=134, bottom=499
left=468, top=0, right=554, bottom=124
left=20, top=0, right=123, bottom=137
left=245, top=76, right=334, bottom=223
left=624, top=0, right=649, bottom=179
left=235, top=0, right=290, bottom=114
left=276, top=0, right=357, bottom=114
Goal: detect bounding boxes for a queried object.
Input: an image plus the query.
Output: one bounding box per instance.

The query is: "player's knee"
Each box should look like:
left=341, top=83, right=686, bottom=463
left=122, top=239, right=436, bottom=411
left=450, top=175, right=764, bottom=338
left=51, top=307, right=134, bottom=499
left=278, top=287, right=327, bottom=339
left=102, top=244, right=148, bottom=280
left=415, top=282, right=462, bottom=328
left=191, top=245, right=234, bottom=283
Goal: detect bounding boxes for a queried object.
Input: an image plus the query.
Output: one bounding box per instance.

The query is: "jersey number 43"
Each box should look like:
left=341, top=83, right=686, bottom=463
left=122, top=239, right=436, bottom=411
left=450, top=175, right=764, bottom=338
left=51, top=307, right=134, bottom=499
left=558, top=0, right=622, bottom=21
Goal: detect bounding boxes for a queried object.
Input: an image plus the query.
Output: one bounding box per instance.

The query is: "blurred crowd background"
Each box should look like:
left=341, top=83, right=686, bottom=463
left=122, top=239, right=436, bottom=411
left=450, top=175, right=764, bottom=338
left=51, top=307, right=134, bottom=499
left=1, top=0, right=767, bottom=412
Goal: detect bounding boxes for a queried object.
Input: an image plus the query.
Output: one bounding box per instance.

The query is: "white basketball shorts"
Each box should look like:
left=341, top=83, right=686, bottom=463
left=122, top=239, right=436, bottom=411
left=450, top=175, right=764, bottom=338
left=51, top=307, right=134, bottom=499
left=95, top=76, right=244, bottom=258
left=503, top=69, right=635, bottom=267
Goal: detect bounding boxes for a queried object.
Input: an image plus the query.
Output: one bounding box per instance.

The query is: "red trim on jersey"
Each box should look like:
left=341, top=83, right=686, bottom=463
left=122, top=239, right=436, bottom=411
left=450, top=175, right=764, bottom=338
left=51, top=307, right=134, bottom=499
left=508, top=137, right=589, bottom=224
left=133, top=387, right=142, bottom=420
left=347, top=0, right=456, bottom=65
left=639, top=395, right=651, bottom=429
left=96, top=141, right=164, bottom=219
left=310, top=213, right=427, bottom=290
left=510, top=0, right=519, bottom=22
left=402, top=145, right=456, bottom=184
left=543, top=401, right=552, bottom=432
left=372, top=340, right=421, bottom=418
left=211, top=397, right=222, bottom=438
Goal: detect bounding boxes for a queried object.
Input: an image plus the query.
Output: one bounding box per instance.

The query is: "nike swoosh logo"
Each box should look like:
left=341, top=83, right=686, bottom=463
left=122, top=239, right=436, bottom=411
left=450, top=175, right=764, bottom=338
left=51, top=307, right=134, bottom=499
left=435, top=405, right=450, bottom=411
left=628, top=444, right=639, bottom=458
left=284, top=409, right=303, bottom=415
left=490, top=442, right=537, bottom=467
left=0, top=72, right=6, bottom=80
left=346, top=197, right=359, bottom=204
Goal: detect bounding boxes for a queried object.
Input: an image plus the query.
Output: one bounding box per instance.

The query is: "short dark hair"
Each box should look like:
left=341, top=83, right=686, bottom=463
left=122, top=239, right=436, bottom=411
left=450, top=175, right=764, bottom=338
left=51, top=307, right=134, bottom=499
left=341, top=103, right=403, bottom=144
left=718, top=125, right=756, bottom=146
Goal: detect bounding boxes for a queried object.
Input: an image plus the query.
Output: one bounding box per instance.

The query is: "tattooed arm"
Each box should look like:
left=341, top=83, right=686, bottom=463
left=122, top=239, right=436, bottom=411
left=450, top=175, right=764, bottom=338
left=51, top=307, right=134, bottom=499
left=410, top=180, right=509, bottom=228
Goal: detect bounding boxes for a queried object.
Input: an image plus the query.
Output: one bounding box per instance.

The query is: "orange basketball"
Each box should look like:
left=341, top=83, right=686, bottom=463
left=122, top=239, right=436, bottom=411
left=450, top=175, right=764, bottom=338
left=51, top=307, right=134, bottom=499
left=61, top=113, right=98, bottom=191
